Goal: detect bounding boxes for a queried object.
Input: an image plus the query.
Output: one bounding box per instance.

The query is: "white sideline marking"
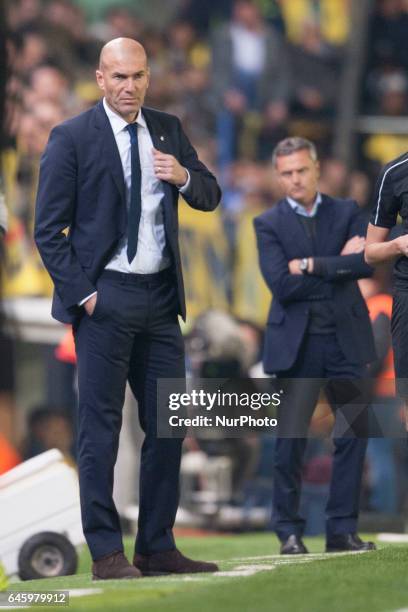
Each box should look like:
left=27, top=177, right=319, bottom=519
left=223, top=552, right=360, bottom=562
left=378, top=533, right=408, bottom=543
left=216, top=570, right=262, bottom=577
left=170, top=552, right=360, bottom=583
left=235, top=564, right=275, bottom=571
left=216, top=564, right=276, bottom=577
left=69, top=588, right=103, bottom=598
left=161, top=551, right=371, bottom=584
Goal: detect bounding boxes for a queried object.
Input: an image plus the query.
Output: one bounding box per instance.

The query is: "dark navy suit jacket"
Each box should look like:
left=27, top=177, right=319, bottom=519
left=254, top=195, right=376, bottom=373
left=34, top=101, right=221, bottom=323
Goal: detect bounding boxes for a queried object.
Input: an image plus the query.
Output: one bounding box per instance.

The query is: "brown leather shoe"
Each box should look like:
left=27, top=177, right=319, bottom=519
left=133, top=549, right=219, bottom=576
left=92, top=551, right=142, bottom=580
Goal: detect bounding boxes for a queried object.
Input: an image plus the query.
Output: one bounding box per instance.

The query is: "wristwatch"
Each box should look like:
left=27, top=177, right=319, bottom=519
left=299, top=258, right=309, bottom=274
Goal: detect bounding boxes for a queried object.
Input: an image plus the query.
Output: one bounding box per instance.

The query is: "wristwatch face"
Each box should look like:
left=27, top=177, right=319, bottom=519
left=300, top=258, right=308, bottom=271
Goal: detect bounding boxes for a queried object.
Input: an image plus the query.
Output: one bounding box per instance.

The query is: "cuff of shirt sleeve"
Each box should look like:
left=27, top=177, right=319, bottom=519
left=78, top=291, right=97, bottom=306
left=312, top=257, right=327, bottom=276
left=178, top=169, right=190, bottom=193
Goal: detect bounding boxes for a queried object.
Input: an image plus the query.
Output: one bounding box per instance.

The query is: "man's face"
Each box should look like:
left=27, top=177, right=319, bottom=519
left=275, top=149, right=320, bottom=206
left=96, top=51, right=150, bottom=122
left=234, top=1, right=260, bottom=29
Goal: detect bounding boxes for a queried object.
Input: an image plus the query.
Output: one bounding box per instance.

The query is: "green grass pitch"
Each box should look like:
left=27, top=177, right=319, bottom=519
left=6, top=533, right=408, bottom=612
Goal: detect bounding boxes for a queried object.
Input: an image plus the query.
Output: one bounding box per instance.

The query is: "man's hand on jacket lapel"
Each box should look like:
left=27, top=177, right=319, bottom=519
left=152, top=147, right=188, bottom=187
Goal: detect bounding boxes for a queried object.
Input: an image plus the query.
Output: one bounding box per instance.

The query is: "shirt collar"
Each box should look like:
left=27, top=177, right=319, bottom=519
left=103, top=97, right=147, bottom=135
left=287, top=192, right=322, bottom=218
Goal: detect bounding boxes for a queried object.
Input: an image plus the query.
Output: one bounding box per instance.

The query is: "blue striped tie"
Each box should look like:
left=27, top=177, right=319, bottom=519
left=126, top=123, right=142, bottom=263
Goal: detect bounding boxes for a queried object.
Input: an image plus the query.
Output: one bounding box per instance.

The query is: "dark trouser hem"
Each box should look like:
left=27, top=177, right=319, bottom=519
left=275, top=530, right=304, bottom=542
left=325, top=518, right=359, bottom=538
left=134, top=545, right=177, bottom=556
left=90, top=546, right=124, bottom=561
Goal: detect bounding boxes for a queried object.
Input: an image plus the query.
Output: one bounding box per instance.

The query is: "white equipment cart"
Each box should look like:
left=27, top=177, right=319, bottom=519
left=0, top=449, right=85, bottom=580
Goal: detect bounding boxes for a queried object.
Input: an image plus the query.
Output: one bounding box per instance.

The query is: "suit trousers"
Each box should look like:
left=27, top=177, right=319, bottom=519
left=273, top=333, right=368, bottom=541
left=73, top=269, right=185, bottom=561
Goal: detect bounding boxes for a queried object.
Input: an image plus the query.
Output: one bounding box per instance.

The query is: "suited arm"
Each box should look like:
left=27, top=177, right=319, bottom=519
left=312, top=253, right=373, bottom=281
left=177, top=119, right=221, bottom=212
left=311, top=202, right=373, bottom=281
left=34, top=125, right=96, bottom=309
left=254, top=217, right=332, bottom=305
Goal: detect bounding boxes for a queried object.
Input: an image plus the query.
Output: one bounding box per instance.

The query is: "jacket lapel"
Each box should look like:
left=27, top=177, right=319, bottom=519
left=142, top=108, right=175, bottom=229
left=142, top=107, right=172, bottom=154
left=93, top=101, right=126, bottom=205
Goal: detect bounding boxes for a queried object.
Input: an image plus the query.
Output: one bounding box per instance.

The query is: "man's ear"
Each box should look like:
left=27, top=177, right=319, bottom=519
left=95, top=70, right=104, bottom=91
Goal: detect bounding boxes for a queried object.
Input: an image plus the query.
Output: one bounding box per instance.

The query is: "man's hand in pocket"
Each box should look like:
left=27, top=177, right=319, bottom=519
left=84, top=293, right=97, bottom=316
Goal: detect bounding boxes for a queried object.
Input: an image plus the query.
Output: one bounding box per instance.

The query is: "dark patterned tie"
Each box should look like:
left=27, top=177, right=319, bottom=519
left=125, top=123, right=142, bottom=263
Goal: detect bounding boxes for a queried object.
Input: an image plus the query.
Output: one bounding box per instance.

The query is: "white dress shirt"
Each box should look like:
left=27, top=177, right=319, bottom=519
left=79, top=98, right=190, bottom=305
left=287, top=192, right=322, bottom=218
left=104, top=96, right=172, bottom=274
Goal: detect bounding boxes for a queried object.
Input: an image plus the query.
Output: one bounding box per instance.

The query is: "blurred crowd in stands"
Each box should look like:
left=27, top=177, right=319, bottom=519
left=1, top=0, right=408, bottom=531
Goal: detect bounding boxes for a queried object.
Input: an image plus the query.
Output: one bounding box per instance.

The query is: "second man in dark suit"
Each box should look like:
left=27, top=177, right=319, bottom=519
left=254, top=137, right=376, bottom=555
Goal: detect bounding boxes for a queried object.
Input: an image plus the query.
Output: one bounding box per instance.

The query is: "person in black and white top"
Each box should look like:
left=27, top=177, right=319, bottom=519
left=365, top=152, right=408, bottom=416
